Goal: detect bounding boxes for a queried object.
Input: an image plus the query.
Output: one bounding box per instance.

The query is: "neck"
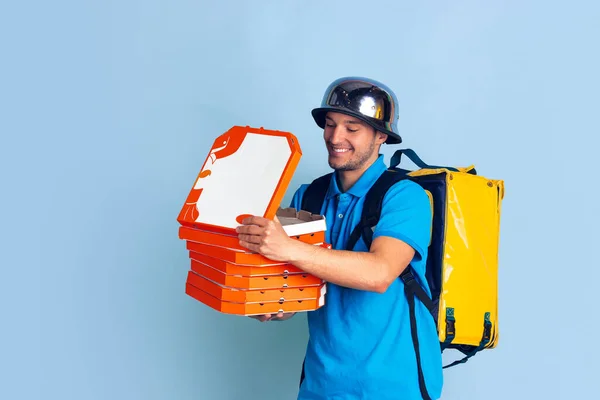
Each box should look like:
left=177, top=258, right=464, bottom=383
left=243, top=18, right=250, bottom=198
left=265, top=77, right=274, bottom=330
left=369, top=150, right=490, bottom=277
left=336, top=154, right=380, bottom=192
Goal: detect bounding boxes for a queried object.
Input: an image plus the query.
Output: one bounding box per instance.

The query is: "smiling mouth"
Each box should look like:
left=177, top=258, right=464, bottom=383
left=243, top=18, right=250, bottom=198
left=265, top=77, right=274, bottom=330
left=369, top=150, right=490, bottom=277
left=329, top=146, right=352, bottom=154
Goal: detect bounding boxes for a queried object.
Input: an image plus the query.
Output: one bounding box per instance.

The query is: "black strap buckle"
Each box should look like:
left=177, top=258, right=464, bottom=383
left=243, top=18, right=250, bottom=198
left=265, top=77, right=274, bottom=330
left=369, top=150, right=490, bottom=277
left=481, top=312, right=492, bottom=344
left=442, top=311, right=493, bottom=369
left=445, top=308, right=456, bottom=338
left=400, top=270, right=416, bottom=286
left=440, top=307, right=455, bottom=351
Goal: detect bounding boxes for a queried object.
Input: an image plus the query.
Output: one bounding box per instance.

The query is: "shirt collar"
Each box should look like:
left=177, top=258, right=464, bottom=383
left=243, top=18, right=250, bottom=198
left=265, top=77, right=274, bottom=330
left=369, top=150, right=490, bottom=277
left=325, top=154, right=388, bottom=200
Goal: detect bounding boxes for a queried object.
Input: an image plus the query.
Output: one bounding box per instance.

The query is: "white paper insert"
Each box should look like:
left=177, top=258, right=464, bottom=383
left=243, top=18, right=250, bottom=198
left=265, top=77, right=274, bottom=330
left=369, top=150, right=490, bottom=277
left=193, top=133, right=292, bottom=229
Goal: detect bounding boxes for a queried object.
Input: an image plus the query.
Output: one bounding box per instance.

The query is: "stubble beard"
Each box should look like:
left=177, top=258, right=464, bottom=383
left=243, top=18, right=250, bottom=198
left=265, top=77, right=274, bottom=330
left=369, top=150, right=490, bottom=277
left=328, top=139, right=377, bottom=172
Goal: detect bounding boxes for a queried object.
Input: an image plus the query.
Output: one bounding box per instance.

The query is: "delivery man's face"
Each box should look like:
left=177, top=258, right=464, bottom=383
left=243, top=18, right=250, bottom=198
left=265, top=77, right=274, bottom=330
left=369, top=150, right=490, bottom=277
left=323, top=111, right=387, bottom=171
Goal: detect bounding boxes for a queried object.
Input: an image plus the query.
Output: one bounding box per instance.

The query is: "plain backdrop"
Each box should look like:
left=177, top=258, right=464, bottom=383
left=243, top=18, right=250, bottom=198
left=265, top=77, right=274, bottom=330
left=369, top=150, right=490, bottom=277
left=1, top=0, right=598, bottom=399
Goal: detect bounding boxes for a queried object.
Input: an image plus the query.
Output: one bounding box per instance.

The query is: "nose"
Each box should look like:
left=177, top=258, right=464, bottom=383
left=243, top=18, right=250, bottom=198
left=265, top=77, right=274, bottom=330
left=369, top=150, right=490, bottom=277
left=327, top=125, right=346, bottom=144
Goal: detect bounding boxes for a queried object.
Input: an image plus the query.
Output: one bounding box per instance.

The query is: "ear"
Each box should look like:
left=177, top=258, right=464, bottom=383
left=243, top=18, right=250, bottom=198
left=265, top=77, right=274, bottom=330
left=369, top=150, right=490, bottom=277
left=376, top=131, right=388, bottom=144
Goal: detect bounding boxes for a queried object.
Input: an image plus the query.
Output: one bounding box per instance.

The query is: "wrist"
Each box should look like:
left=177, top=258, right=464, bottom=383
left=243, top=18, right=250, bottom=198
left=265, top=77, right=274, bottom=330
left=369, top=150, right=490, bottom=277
left=286, top=237, right=310, bottom=264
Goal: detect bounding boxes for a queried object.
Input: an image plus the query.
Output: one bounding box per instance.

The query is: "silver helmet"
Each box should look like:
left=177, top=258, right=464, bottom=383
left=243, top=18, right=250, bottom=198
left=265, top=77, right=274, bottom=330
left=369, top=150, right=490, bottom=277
left=311, top=76, right=402, bottom=144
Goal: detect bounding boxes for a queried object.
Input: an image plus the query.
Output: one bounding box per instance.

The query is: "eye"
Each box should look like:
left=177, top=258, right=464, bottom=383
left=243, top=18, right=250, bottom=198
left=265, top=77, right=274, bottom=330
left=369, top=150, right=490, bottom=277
left=347, top=128, right=358, bottom=133
left=326, top=123, right=335, bottom=128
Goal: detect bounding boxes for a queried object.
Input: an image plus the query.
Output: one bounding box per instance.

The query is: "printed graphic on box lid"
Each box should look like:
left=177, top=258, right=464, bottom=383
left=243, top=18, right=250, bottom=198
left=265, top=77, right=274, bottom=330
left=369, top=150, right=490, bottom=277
left=178, top=126, right=301, bottom=233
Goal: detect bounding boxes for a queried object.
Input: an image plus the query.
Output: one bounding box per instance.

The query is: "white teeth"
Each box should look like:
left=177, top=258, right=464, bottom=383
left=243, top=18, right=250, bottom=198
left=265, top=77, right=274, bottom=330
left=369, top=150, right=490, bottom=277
left=333, top=148, right=349, bottom=153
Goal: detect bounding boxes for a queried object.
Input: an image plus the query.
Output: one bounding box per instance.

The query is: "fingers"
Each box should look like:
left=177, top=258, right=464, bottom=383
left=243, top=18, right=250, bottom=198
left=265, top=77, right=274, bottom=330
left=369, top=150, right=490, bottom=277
left=236, top=216, right=286, bottom=257
left=250, top=310, right=292, bottom=322
left=258, top=314, right=272, bottom=322
left=238, top=239, right=260, bottom=253
left=239, top=215, right=281, bottom=230
left=237, top=233, right=262, bottom=245
left=241, top=216, right=269, bottom=227
left=236, top=224, right=263, bottom=235
left=236, top=224, right=265, bottom=250
left=250, top=313, right=276, bottom=322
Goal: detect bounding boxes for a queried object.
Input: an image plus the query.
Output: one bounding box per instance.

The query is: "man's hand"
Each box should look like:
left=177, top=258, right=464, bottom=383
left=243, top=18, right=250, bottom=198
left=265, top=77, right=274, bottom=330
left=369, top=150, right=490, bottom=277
left=236, top=215, right=298, bottom=262
left=249, top=311, right=296, bottom=322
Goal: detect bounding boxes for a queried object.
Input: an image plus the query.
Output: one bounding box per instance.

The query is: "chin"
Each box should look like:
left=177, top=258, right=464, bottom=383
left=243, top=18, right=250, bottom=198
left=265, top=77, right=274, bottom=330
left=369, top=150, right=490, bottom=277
left=328, top=159, right=354, bottom=171
left=327, top=155, right=343, bottom=167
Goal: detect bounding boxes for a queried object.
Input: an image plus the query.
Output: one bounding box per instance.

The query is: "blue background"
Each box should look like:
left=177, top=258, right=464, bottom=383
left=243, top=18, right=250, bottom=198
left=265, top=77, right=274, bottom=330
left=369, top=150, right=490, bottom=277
left=1, top=1, right=598, bottom=399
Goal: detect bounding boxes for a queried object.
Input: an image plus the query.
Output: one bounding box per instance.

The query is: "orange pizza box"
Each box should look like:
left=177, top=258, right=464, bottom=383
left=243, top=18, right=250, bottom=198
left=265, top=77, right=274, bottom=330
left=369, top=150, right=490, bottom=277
left=177, top=126, right=326, bottom=239
left=186, top=271, right=327, bottom=303
left=178, top=208, right=326, bottom=251
left=185, top=240, right=331, bottom=266
left=190, top=259, right=324, bottom=289
left=185, top=283, right=326, bottom=316
left=188, top=251, right=304, bottom=275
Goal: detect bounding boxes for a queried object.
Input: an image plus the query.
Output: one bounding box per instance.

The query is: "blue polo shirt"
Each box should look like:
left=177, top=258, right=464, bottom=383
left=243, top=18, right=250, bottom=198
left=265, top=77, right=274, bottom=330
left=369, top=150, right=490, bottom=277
left=289, top=155, right=443, bottom=400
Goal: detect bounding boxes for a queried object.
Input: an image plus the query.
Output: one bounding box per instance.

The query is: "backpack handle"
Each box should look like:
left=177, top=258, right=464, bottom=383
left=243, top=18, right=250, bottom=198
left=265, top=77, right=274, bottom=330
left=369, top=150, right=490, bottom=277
left=390, top=149, right=478, bottom=174
left=390, top=149, right=459, bottom=172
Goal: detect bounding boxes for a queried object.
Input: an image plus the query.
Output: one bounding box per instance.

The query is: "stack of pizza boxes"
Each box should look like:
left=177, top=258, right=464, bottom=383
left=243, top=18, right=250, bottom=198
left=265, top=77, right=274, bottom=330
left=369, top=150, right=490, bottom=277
left=177, top=125, right=329, bottom=316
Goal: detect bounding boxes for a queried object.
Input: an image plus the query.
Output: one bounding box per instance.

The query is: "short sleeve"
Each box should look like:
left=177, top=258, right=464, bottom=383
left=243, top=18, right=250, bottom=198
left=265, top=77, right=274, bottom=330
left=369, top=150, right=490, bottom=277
left=371, top=180, right=432, bottom=261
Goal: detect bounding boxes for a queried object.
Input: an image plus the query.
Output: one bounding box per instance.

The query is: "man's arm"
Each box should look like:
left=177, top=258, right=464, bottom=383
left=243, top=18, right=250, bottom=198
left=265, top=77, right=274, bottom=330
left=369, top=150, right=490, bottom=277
left=237, top=221, right=414, bottom=293
left=286, top=236, right=415, bottom=293
left=237, top=181, right=431, bottom=294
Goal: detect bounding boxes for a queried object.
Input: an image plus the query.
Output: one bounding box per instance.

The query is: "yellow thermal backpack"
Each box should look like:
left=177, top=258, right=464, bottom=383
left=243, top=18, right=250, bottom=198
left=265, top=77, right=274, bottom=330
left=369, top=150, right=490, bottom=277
left=300, top=148, right=504, bottom=395
left=387, top=149, right=504, bottom=365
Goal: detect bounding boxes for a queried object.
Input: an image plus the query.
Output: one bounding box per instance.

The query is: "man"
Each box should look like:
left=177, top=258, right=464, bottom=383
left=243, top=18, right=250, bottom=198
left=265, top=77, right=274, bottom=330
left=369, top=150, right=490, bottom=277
left=236, top=77, right=443, bottom=399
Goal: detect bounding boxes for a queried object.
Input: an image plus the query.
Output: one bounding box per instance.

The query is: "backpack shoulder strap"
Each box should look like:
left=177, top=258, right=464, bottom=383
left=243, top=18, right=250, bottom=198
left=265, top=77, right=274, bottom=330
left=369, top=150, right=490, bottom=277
left=345, top=170, right=407, bottom=251
left=300, top=173, right=332, bottom=215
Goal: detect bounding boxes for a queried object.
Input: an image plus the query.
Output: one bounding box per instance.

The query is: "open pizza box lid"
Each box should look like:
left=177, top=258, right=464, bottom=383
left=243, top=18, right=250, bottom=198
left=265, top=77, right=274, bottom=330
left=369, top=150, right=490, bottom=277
left=177, top=125, right=326, bottom=236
